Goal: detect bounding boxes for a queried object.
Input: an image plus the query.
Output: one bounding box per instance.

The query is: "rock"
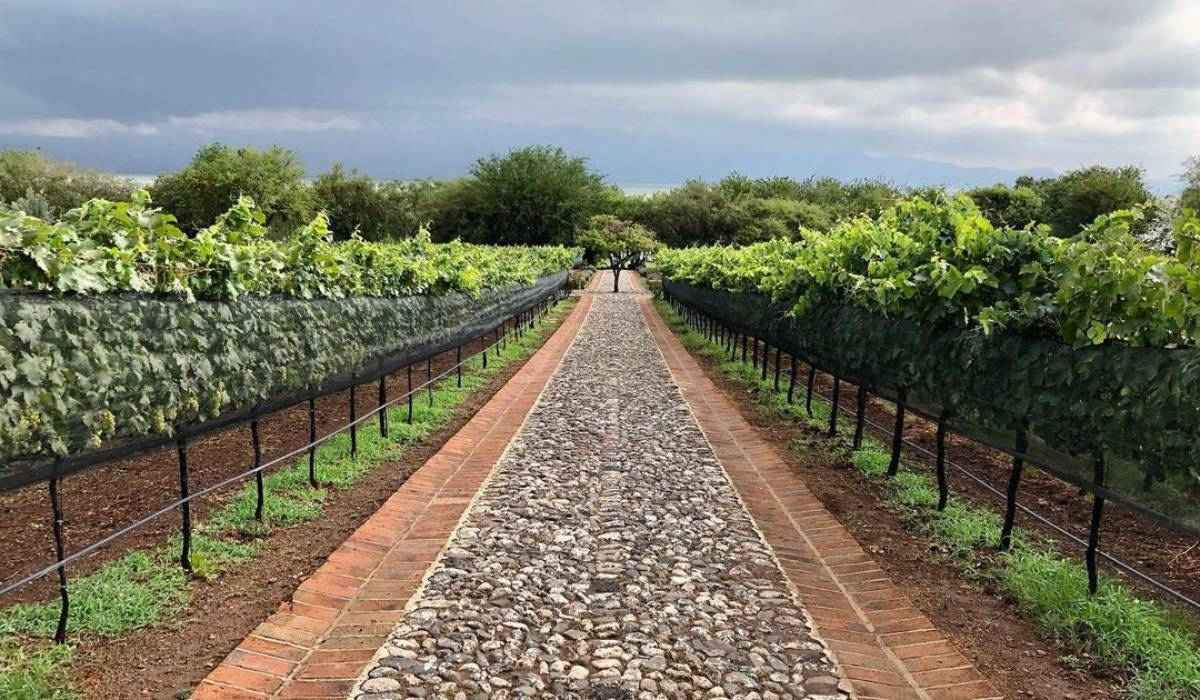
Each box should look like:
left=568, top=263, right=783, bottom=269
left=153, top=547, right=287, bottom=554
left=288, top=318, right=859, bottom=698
left=360, top=677, right=402, bottom=693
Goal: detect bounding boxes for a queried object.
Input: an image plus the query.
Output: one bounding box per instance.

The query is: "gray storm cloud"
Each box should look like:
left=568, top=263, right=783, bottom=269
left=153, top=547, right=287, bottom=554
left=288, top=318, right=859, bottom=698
left=0, top=0, right=1194, bottom=186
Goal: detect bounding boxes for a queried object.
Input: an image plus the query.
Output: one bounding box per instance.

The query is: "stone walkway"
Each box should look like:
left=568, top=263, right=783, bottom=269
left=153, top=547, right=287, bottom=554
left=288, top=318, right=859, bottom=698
left=197, top=271, right=999, bottom=700
left=351, top=276, right=846, bottom=699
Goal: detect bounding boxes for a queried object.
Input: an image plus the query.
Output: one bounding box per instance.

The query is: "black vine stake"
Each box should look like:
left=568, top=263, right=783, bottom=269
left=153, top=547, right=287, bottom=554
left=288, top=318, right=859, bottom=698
left=48, top=473, right=69, bottom=644
left=378, top=374, right=388, bottom=438
left=1000, top=422, right=1028, bottom=551
left=828, top=375, right=840, bottom=437
left=935, top=414, right=949, bottom=511
left=176, top=434, right=193, bottom=574
left=251, top=419, right=264, bottom=522
left=407, top=365, right=414, bottom=423
left=787, top=357, right=797, bottom=403
left=349, top=376, right=358, bottom=459
left=307, top=397, right=317, bottom=488
left=457, top=345, right=463, bottom=388
left=1087, top=452, right=1107, bottom=595
left=853, top=384, right=867, bottom=449
left=426, top=357, right=433, bottom=406
left=805, top=366, right=816, bottom=417
left=482, top=335, right=489, bottom=369
left=887, top=387, right=907, bottom=477
left=773, top=348, right=781, bottom=391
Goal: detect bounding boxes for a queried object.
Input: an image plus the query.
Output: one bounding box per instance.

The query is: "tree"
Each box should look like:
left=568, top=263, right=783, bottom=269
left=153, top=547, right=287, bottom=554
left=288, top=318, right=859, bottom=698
left=967, top=183, right=1044, bottom=229
left=633, top=180, right=749, bottom=247
left=577, top=215, right=662, bottom=293
left=437, top=145, right=609, bottom=245
left=1181, top=156, right=1200, bottom=212
left=312, top=163, right=385, bottom=240
left=150, top=143, right=313, bottom=236
left=1037, top=165, right=1152, bottom=237
left=0, top=149, right=135, bottom=218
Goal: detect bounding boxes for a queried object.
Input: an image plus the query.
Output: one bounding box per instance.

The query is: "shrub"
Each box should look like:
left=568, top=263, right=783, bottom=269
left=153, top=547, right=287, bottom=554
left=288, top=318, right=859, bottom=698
left=433, top=146, right=609, bottom=246
left=967, top=183, right=1044, bottom=229
left=0, top=149, right=135, bottom=218
left=634, top=180, right=749, bottom=247
left=150, top=143, right=313, bottom=236
left=1036, top=165, right=1153, bottom=237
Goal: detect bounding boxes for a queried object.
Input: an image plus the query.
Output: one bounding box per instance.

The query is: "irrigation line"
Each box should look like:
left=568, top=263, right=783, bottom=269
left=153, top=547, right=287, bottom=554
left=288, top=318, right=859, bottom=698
left=0, top=292, right=566, bottom=599
left=668, top=296, right=1200, bottom=614
left=802, top=354, right=1200, bottom=613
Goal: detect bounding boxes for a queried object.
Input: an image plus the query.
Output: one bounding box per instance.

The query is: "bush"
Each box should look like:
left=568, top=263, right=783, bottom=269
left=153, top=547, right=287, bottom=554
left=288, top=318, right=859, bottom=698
left=312, top=163, right=388, bottom=241
left=0, top=149, right=135, bottom=218
left=312, top=165, right=449, bottom=242
left=633, top=180, right=749, bottom=247
left=737, top=197, right=835, bottom=241
left=431, top=146, right=609, bottom=246
left=1181, top=156, right=1200, bottom=213
left=150, top=144, right=313, bottom=236
left=967, top=183, right=1044, bottom=229
left=1036, top=165, right=1153, bottom=237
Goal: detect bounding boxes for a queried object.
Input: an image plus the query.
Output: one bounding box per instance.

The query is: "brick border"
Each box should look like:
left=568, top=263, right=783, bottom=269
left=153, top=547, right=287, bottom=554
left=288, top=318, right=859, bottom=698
left=640, top=297, right=1002, bottom=700
left=193, top=294, right=593, bottom=699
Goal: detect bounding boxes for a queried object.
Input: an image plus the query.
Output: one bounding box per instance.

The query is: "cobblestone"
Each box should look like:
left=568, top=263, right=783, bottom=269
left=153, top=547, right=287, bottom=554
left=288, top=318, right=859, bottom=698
left=351, top=279, right=845, bottom=699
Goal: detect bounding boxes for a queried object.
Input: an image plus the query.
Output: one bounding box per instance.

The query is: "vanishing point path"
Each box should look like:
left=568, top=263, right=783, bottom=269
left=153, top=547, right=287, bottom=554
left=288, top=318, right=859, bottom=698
left=197, top=273, right=1000, bottom=700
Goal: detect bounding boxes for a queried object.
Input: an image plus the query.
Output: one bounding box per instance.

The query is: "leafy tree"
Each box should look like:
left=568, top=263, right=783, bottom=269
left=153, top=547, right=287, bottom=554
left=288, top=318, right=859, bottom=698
left=379, top=179, right=449, bottom=240
left=1036, top=165, right=1152, bottom=237
left=150, top=144, right=313, bottom=236
left=967, top=184, right=1044, bottom=229
left=577, top=215, right=661, bottom=292
left=312, top=163, right=387, bottom=241
left=312, top=165, right=449, bottom=242
left=633, top=180, right=749, bottom=247
left=0, top=149, right=135, bottom=218
left=737, top=197, right=834, bottom=241
left=436, top=146, right=608, bottom=245
left=1180, top=156, right=1200, bottom=212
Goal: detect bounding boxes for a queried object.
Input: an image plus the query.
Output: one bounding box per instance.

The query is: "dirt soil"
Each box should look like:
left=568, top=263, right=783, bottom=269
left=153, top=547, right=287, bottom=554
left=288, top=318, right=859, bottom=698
left=0, top=306, right=570, bottom=700
left=742, top=339, right=1200, bottom=612
left=0, top=328, right=507, bottom=604
left=684, top=336, right=1155, bottom=699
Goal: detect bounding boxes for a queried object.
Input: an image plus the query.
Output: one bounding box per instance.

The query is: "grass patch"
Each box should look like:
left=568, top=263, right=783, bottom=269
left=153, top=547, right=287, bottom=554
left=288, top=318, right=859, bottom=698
left=0, top=299, right=574, bottom=695
left=656, top=298, right=1200, bottom=700
left=1005, top=549, right=1200, bottom=699
left=0, top=642, right=75, bottom=700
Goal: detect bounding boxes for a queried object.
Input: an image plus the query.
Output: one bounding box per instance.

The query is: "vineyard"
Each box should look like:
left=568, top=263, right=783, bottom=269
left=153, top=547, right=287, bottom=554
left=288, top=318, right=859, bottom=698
left=4, top=186, right=1200, bottom=699
left=0, top=192, right=575, bottom=471
left=655, top=196, right=1200, bottom=529
left=655, top=194, right=1200, bottom=698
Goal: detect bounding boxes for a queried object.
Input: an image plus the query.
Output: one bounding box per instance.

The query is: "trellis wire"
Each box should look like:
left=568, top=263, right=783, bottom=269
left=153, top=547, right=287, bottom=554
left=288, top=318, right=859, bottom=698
left=0, top=289, right=568, bottom=642
left=664, top=291, right=1200, bottom=613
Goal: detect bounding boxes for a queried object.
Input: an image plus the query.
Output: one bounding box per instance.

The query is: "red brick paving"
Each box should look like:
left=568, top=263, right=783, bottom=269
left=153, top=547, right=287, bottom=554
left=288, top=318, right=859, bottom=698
left=192, top=294, right=593, bottom=699
left=640, top=295, right=1002, bottom=700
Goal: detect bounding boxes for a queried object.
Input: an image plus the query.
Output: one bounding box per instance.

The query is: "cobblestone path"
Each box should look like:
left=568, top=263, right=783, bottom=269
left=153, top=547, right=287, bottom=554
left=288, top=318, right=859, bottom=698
left=351, top=277, right=846, bottom=700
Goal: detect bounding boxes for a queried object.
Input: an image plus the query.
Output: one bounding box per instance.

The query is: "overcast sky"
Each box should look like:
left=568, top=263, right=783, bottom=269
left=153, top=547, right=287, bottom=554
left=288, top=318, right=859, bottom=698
left=1, top=1, right=1197, bottom=190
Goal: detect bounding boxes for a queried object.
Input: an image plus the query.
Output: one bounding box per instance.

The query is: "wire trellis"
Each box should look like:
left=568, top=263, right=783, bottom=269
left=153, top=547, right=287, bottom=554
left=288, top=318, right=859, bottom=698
left=663, top=289, right=1200, bottom=614
left=0, top=289, right=568, bottom=644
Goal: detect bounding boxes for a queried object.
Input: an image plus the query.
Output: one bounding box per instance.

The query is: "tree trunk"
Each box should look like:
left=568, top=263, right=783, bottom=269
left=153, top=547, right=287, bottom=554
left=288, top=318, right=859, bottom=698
left=612, top=267, right=621, bottom=293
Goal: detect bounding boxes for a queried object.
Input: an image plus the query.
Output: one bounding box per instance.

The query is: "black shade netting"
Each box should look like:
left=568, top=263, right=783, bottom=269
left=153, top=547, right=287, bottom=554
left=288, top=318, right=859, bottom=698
left=0, top=271, right=567, bottom=491
left=665, top=279, right=1200, bottom=535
